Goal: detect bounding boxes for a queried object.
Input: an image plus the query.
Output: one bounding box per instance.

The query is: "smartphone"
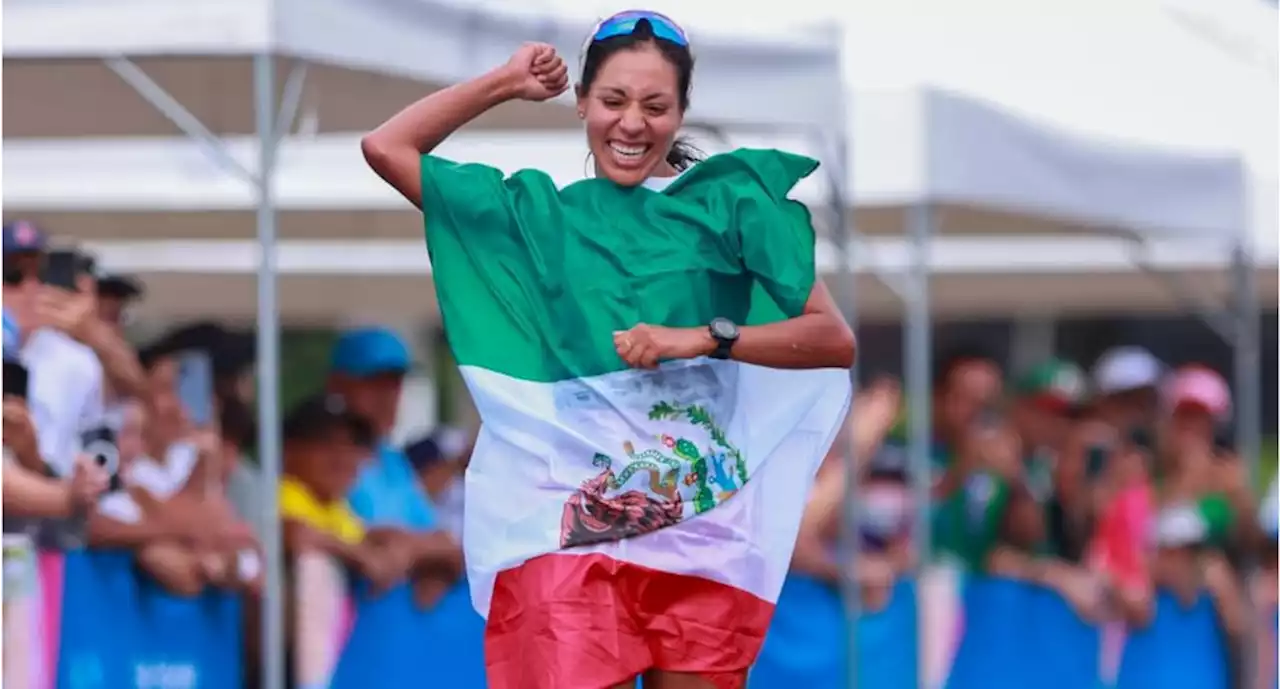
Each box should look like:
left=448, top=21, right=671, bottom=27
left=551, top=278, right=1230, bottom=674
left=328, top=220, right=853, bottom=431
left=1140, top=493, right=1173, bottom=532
left=175, top=350, right=215, bottom=427
left=40, top=250, right=81, bottom=291
left=3, top=360, right=29, bottom=400
left=81, top=426, right=122, bottom=492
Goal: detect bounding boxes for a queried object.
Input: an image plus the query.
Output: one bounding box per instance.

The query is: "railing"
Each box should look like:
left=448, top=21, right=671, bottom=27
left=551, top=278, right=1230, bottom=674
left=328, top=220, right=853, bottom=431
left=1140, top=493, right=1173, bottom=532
left=24, top=551, right=1277, bottom=689
left=35, top=551, right=242, bottom=689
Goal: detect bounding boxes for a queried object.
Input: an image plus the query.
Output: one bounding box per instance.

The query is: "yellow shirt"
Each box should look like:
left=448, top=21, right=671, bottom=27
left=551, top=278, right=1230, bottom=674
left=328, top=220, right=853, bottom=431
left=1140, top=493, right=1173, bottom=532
left=279, top=477, right=365, bottom=545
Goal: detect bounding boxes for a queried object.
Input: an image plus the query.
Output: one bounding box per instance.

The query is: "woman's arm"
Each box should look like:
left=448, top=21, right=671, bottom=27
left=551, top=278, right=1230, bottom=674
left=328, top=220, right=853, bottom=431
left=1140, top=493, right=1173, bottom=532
left=361, top=43, right=568, bottom=208
left=616, top=282, right=855, bottom=370
left=730, top=283, right=855, bottom=369
left=3, top=463, right=75, bottom=517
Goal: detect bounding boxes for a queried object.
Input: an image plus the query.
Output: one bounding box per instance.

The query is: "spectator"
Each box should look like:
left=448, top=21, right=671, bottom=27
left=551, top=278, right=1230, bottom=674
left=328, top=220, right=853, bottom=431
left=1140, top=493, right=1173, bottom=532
left=122, top=339, right=259, bottom=595
left=793, top=379, right=905, bottom=603
left=1009, top=358, right=1087, bottom=501
left=93, top=271, right=143, bottom=331
left=925, top=345, right=1004, bottom=502
left=93, top=271, right=146, bottom=416
left=2, top=222, right=105, bottom=478
left=1151, top=366, right=1251, bottom=638
left=1091, top=345, right=1163, bottom=435
left=1009, top=359, right=1094, bottom=563
left=279, top=393, right=404, bottom=589
left=1086, top=425, right=1157, bottom=625
left=85, top=399, right=214, bottom=596
left=406, top=426, right=471, bottom=542
left=327, top=327, right=462, bottom=607
left=920, top=345, right=1004, bottom=565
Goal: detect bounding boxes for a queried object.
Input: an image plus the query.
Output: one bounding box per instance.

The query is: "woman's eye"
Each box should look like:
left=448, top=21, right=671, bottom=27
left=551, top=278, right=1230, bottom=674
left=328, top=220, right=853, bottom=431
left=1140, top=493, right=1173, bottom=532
left=602, top=99, right=624, bottom=109
left=646, top=107, right=667, bottom=116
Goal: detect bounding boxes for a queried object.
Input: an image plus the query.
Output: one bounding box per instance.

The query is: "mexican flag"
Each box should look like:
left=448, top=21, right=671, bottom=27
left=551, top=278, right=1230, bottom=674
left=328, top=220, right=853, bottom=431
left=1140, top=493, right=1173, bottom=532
left=420, top=149, right=851, bottom=681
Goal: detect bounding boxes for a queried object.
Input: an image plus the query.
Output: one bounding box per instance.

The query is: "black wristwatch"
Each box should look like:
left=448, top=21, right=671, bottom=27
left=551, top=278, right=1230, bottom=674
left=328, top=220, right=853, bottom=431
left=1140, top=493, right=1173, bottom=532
left=708, top=317, right=739, bottom=360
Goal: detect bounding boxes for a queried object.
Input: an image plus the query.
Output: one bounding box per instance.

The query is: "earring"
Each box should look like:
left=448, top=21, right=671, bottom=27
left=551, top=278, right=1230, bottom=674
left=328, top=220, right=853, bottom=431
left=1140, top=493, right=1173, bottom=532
left=577, top=111, right=585, bottom=119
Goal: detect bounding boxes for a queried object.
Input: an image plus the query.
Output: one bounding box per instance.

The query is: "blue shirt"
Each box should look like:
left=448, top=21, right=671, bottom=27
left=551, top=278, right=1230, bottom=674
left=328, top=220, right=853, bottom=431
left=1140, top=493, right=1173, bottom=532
left=3, top=309, right=20, bottom=359
left=348, top=442, right=438, bottom=531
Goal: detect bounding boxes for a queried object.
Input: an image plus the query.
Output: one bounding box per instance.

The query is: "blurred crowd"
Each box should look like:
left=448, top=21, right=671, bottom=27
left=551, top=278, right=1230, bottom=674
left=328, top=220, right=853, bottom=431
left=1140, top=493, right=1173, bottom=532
left=795, top=342, right=1278, bottom=681
left=0, top=221, right=472, bottom=685
left=2, top=218, right=1275, bottom=687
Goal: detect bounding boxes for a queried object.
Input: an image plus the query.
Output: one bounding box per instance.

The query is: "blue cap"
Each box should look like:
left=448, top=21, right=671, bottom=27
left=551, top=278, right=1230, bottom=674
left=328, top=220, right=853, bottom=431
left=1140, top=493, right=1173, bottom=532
left=330, top=326, right=411, bottom=377
left=2, top=221, right=46, bottom=256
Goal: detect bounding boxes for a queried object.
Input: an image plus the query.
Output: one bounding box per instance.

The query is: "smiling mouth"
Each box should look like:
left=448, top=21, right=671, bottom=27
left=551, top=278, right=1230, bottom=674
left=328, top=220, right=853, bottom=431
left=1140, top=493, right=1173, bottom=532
left=608, top=141, right=651, bottom=165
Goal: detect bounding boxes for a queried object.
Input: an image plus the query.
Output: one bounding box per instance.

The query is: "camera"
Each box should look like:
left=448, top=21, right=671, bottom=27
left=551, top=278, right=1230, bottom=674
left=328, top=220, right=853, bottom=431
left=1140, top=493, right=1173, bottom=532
left=80, top=426, right=122, bottom=492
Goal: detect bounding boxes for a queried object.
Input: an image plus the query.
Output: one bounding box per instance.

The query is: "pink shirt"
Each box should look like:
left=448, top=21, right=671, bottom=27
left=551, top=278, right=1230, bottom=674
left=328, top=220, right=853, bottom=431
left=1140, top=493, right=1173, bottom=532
left=1089, top=483, right=1153, bottom=592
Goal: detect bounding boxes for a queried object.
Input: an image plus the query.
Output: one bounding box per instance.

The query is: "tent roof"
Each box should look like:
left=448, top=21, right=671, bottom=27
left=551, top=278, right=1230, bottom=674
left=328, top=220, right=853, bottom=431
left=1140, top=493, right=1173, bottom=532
left=2, top=119, right=1244, bottom=239
left=838, top=0, right=1277, bottom=245
left=67, top=236, right=1277, bottom=324
left=2, top=0, right=842, bottom=131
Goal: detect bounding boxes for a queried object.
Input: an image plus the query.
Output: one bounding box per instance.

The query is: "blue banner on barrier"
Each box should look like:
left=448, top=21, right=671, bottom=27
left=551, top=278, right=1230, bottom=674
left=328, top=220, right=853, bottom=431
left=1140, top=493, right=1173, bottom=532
left=947, top=578, right=1099, bottom=689
left=1115, top=592, right=1228, bottom=689
left=331, top=579, right=487, bottom=689
left=55, top=551, right=243, bottom=689
left=751, top=574, right=918, bottom=689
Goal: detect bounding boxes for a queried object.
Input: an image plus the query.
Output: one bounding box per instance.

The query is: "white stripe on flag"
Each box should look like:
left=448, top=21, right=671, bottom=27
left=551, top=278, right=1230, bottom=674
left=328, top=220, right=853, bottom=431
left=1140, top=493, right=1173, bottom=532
left=459, top=359, right=851, bottom=616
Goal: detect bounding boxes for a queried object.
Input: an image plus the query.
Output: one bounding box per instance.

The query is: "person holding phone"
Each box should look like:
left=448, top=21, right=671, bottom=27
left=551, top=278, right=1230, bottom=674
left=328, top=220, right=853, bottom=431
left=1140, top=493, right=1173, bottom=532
left=2, top=223, right=143, bottom=480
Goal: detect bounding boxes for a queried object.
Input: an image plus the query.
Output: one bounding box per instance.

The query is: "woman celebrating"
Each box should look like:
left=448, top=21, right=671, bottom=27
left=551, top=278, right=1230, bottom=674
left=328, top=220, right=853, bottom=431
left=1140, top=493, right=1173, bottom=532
left=364, top=10, right=853, bottom=689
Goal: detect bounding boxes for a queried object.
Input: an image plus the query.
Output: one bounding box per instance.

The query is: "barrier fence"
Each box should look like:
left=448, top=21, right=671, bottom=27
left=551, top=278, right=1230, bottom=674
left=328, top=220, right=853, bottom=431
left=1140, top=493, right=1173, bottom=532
left=22, top=551, right=1276, bottom=689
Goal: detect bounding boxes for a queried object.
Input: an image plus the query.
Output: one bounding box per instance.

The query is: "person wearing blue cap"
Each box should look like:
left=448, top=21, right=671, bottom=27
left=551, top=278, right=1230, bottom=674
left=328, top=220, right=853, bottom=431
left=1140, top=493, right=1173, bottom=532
left=326, top=326, right=462, bottom=605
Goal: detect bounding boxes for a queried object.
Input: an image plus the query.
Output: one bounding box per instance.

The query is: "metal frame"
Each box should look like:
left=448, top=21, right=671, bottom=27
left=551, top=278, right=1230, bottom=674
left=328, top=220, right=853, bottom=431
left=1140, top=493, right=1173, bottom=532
left=104, top=52, right=301, bottom=689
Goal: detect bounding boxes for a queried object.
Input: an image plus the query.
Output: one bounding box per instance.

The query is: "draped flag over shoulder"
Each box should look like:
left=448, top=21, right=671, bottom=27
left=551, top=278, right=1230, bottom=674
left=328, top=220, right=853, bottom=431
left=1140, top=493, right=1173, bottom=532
left=420, top=149, right=851, bottom=678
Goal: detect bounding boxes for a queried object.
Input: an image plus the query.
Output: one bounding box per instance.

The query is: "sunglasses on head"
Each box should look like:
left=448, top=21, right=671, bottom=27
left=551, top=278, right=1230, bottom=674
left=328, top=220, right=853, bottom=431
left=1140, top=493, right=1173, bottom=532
left=589, top=10, right=689, bottom=47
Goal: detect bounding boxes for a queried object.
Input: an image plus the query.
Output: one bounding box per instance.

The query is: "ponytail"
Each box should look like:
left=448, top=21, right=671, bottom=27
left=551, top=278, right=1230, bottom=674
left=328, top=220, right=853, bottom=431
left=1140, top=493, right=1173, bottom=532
left=665, top=136, right=705, bottom=172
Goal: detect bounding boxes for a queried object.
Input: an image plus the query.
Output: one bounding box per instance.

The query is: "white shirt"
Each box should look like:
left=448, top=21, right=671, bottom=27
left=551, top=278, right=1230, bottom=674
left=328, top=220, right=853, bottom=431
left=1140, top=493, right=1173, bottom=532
left=127, top=442, right=200, bottom=500
left=21, top=329, right=105, bottom=477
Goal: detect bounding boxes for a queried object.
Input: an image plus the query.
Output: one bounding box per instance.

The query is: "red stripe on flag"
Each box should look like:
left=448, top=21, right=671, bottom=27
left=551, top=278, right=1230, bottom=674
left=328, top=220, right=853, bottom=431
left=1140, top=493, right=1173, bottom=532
left=484, top=552, right=774, bottom=689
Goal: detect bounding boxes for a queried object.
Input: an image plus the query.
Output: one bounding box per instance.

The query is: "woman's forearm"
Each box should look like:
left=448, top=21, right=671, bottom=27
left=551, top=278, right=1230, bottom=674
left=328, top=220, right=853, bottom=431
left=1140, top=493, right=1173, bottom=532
left=731, top=313, right=856, bottom=370
left=2, top=464, right=72, bottom=517
left=361, top=67, right=519, bottom=208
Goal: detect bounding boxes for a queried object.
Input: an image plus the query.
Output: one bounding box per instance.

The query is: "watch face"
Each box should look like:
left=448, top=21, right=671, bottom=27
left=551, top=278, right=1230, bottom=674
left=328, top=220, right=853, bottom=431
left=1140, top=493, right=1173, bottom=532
left=711, top=318, right=738, bottom=340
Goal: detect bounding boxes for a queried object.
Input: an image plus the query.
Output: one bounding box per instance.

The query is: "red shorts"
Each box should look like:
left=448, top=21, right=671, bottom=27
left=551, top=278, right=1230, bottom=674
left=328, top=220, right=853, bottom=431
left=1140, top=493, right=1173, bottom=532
left=484, top=553, right=774, bottom=689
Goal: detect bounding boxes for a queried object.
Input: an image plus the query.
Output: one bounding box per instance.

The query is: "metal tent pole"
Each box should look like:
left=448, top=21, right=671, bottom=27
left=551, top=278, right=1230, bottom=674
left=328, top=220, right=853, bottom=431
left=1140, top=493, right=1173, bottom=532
left=253, top=51, right=286, bottom=689
left=1232, top=239, right=1262, bottom=689
left=904, top=203, right=933, bottom=689
left=1231, top=241, right=1261, bottom=496
left=824, top=128, right=862, bottom=689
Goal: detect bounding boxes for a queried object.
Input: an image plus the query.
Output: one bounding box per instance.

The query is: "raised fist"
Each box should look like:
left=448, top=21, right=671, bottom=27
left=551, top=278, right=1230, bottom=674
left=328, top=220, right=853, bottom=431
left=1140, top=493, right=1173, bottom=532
left=501, top=42, right=570, bottom=102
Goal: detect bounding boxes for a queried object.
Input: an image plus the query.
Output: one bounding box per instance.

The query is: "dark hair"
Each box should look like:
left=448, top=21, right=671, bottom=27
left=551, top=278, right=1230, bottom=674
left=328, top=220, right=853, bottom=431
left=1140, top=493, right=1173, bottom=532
left=220, top=396, right=257, bottom=452
left=577, top=18, right=705, bottom=172
left=932, top=343, right=999, bottom=391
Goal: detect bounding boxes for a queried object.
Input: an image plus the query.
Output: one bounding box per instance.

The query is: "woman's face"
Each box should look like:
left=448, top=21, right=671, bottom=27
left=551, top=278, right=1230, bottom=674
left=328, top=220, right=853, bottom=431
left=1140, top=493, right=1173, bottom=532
left=579, top=43, right=683, bottom=187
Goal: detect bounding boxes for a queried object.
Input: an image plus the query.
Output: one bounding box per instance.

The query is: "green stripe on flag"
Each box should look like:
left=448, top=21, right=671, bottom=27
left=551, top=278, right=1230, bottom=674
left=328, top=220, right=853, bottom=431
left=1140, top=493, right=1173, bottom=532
left=420, top=149, right=820, bottom=383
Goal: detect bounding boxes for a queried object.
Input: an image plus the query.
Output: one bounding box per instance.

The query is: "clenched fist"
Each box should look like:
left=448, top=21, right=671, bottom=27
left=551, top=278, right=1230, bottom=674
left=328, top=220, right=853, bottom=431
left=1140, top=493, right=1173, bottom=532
left=500, top=42, right=570, bottom=102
